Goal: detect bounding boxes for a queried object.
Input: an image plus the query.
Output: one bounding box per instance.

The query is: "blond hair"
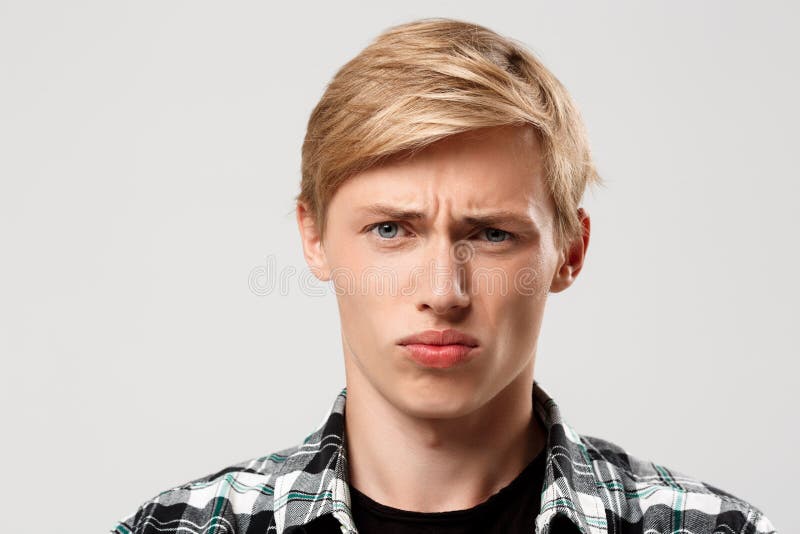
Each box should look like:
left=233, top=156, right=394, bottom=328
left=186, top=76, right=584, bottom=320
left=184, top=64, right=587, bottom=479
left=297, top=17, right=602, bottom=250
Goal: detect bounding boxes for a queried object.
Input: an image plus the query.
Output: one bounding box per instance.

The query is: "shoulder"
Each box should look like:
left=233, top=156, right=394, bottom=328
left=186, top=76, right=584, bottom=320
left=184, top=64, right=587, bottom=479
left=578, top=433, right=777, bottom=533
left=111, top=443, right=303, bottom=534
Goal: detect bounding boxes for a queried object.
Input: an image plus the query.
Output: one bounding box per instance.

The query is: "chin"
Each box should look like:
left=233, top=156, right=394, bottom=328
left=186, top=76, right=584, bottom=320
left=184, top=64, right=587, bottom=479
left=387, top=378, right=479, bottom=420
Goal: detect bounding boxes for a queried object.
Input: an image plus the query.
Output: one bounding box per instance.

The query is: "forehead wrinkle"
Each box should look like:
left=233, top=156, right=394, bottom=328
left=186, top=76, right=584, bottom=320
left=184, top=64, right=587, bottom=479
left=350, top=167, right=548, bottom=228
left=355, top=201, right=540, bottom=230
left=347, top=136, right=549, bottom=229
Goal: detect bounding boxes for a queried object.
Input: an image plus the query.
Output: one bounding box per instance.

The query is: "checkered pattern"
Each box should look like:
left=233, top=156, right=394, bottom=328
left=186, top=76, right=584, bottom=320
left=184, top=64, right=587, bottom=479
left=111, top=381, right=777, bottom=533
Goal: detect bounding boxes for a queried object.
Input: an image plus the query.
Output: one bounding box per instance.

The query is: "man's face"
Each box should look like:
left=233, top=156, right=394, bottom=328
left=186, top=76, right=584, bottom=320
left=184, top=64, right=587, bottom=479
left=298, top=125, right=584, bottom=419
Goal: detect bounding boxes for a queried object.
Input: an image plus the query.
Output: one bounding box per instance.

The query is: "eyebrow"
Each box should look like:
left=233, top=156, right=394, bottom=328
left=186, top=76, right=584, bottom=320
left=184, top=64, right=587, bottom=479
left=357, top=203, right=539, bottom=230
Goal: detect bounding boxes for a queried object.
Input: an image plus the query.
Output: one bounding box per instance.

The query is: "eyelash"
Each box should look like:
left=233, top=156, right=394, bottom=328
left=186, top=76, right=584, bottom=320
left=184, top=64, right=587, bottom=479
left=365, top=221, right=518, bottom=244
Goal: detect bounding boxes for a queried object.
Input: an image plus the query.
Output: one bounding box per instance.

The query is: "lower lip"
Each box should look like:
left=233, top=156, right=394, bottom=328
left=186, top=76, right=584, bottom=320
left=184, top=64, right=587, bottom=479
left=400, top=344, right=477, bottom=369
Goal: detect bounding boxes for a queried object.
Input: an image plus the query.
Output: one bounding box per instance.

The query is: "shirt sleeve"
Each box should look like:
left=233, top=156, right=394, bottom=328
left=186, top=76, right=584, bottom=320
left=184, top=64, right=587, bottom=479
left=750, top=508, right=778, bottom=534
left=109, top=506, right=141, bottom=533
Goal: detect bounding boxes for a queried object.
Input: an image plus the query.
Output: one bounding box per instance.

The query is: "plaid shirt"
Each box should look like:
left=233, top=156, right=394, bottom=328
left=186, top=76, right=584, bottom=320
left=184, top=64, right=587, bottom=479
left=111, top=381, right=777, bottom=534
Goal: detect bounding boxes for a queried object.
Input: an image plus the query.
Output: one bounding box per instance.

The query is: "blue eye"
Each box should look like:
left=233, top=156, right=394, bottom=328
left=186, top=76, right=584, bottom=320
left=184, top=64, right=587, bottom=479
left=484, top=228, right=511, bottom=242
left=366, top=222, right=516, bottom=244
left=370, top=222, right=401, bottom=239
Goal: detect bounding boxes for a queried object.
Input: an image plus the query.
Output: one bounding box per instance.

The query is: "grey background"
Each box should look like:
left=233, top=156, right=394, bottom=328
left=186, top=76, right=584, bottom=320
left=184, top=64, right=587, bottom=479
left=1, top=1, right=796, bottom=532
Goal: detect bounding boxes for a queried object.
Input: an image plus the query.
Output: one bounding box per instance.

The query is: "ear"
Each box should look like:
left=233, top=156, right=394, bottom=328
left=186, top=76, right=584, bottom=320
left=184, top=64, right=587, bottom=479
left=296, top=201, right=331, bottom=281
left=549, top=208, right=591, bottom=293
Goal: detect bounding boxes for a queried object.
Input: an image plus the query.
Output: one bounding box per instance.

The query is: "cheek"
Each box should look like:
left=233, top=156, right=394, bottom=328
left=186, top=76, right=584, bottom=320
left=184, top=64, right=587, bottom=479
left=477, top=257, right=550, bottom=336
left=507, top=290, right=547, bottom=335
left=333, top=263, right=405, bottom=347
left=471, top=249, right=552, bottom=300
left=513, top=244, right=554, bottom=298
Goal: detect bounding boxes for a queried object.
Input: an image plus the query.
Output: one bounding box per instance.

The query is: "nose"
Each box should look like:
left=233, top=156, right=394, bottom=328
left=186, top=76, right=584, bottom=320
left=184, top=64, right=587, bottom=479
left=413, top=236, right=472, bottom=315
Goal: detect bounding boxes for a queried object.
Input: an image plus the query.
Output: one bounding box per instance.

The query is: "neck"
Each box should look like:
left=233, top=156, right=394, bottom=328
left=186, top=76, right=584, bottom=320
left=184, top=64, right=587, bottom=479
left=343, top=356, right=546, bottom=513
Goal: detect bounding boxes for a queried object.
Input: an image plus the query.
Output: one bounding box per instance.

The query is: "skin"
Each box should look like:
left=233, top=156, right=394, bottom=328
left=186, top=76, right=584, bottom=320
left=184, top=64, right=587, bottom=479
left=296, top=124, right=590, bottom=513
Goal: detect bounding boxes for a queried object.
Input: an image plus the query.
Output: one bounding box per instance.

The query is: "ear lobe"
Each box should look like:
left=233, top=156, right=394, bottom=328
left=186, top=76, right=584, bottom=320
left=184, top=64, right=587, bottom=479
left=296, top=201, right=331, bottom=281
left=549, top=208, right=590, bottom=294
left=549, top=253, right=571, bottom=294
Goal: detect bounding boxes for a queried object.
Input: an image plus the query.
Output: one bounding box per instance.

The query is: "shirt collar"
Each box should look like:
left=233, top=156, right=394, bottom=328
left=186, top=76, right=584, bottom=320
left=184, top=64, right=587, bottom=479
left=270, top=381, right=608, bottom=534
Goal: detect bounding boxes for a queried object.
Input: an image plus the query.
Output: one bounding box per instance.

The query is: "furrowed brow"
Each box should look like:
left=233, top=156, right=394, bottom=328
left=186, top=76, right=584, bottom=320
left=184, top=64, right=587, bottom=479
left=358, top=204, right=537, bottom=230
left=463, top=211, right=537, bottom=229
left=357, top=203, right=427, bottom=221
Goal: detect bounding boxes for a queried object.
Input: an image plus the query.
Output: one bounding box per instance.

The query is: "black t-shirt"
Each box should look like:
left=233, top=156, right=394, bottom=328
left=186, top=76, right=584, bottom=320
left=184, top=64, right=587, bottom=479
left=348, top=447, right=547, bottom=534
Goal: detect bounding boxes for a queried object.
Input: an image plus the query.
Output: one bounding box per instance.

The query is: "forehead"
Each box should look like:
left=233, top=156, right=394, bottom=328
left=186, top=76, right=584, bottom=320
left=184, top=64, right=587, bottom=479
left=332, top=125, right=552, bottom=215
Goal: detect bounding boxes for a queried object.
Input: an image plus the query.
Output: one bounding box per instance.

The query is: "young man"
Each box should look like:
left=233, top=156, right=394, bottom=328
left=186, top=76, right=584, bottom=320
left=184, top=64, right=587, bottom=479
left=112, top=18, right=776, bottom=534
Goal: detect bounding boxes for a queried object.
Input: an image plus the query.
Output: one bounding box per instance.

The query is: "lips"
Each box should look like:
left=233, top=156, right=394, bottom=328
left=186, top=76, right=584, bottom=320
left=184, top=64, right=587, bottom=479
left=397, top=328, right=479, bottom=347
